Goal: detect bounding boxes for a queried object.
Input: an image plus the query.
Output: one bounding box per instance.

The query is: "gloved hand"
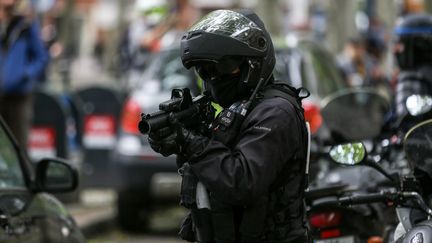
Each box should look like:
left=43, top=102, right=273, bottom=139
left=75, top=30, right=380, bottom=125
left=148, top=121, right=189, bottom=157
left=148, top=113, right=210, bottom=158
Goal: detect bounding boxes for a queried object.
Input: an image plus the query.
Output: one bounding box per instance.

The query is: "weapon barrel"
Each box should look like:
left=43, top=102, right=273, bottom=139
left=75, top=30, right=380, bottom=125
left=139, top=105, right=200, bottom=134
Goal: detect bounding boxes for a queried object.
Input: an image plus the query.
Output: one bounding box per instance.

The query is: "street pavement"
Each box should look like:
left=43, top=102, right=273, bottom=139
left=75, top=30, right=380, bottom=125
left=67, top=189, right=186, bottom=242
left=89, top=230, right=183, bottom=243
left=66, top=189, right=117, bottom=238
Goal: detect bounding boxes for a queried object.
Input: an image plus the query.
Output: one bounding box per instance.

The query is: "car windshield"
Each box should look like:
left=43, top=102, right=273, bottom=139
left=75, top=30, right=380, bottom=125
left=139, top=49, right=199, bottom=94
left=274, top=48, right=293, bottom=82
left=0, top=123, right=25, bottom=189
left=274, top=42, right=346, bottom=98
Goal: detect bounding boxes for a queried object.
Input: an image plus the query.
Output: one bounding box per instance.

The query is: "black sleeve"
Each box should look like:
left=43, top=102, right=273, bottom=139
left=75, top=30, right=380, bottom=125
left=189, top=98, right=302, bottom=205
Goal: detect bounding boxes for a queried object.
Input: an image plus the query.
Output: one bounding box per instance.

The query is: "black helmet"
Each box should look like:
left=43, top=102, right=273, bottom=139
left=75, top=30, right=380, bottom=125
left=180, top=9, right=275, bottom=93
left=394, top=14, right=432, bottom=70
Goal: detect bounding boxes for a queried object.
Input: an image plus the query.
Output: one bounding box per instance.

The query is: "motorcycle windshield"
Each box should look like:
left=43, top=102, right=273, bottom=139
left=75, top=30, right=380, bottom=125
left=321, top=88, right=390, bottom=140
left=404, top=119, right=432, bottom=171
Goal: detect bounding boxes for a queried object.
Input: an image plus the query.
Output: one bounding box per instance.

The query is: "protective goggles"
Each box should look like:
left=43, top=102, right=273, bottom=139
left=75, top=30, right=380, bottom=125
left=194, top=57, right=244, bottom=81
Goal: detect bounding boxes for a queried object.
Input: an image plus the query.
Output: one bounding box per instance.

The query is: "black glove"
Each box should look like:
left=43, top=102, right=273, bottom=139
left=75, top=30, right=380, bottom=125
left=148, top=123, right=189, bottom=157
left=148, top=113, right=210, bottom=158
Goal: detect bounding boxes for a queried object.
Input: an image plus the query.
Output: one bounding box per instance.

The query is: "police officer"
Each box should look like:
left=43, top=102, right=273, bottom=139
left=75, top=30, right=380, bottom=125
left=393, top=14, right=432, bottom=128
left=149, top=9, right=309, bottom=242
left=392, top=14, right=432, bottom=203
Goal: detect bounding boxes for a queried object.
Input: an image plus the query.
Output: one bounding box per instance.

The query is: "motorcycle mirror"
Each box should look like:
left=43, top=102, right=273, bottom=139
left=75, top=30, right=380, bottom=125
left=406, top=95, right=432, bottom=116
left=330, top=142, right=396, bottom=182
left=329, top=142, right=366, bottom=166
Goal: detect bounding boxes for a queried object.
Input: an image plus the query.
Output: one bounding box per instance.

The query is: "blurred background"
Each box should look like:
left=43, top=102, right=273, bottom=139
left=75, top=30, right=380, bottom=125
left=28, top=0, right=429, bottom=91
left=7, top=0, right=432, bottom=242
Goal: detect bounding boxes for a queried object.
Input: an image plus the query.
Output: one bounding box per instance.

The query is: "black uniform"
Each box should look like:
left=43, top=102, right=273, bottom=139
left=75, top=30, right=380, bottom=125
left=148, top=9, right=309, bottom=243
left=187, top=92, right=308, bottom=242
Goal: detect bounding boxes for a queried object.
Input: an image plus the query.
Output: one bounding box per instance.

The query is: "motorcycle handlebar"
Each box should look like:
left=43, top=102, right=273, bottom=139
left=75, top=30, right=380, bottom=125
left=313, top=191, right=432, bottom=216
left=312, top=192, right=394, bottom=208
left=338, top=193, right=389, bottom=206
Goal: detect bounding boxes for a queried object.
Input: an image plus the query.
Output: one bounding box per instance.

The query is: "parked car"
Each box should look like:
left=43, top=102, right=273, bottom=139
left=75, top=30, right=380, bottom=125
left=112, top=39, right=350, bottom=231
left=112, top=46, right=199, bottom=231
left=274, top=39, right=351, bottom=181
left=274, top=39, right=348, bottom=139
left=0, top=116, right=84, bottom=242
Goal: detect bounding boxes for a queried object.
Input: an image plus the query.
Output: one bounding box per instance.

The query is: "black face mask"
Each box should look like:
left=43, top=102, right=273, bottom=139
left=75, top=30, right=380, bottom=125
left=206, top=72, right=242, bottom=108
left=195, top=57, right=246, bottom=108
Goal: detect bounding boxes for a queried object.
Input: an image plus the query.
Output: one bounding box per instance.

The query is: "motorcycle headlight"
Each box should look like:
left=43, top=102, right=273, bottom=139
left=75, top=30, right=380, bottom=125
left=406, top=95, right=432, bottom=116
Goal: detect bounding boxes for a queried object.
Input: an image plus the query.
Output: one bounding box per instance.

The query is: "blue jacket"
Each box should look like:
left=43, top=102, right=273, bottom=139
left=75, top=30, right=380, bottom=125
left=0, top=16, right=49, bottom=95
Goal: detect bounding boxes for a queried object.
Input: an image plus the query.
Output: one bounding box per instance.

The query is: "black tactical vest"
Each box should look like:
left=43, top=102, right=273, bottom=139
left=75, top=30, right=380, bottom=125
left=261, top=84, right=309, bottom=243
left=209, top=83, right=309, bottom=243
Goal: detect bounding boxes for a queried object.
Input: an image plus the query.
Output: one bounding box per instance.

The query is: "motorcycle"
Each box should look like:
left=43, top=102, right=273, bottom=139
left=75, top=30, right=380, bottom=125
left=316, top=117, right=432, bottom=242
left=307, top=87, right=432, bottom=243
left=306, top=88, right=394, bottom=243
left=307, top=144, right=399, bottom=243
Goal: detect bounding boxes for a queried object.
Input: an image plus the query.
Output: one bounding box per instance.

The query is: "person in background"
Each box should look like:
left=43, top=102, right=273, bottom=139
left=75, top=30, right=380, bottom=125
left=365, top=17, right=388, bottom=63
left=393, top=14, right=432, bottom=129
left=0, top=0, right=49, bottom=145
left=118, top=0, right=170, bottom=90
left=337, top=37, right=375, bottom=87
left=389, top=13, right=432, bottom=205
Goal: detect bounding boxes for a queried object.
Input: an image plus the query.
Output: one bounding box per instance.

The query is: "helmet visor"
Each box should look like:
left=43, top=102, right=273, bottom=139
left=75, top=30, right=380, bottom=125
left=190, top=10, right=267, bottom=51
left=195, top=57, right=244, bottom=81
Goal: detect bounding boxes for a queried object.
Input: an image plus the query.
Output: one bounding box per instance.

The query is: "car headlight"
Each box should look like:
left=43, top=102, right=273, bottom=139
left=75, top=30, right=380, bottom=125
left=406, top=95, right=432, bottom=116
